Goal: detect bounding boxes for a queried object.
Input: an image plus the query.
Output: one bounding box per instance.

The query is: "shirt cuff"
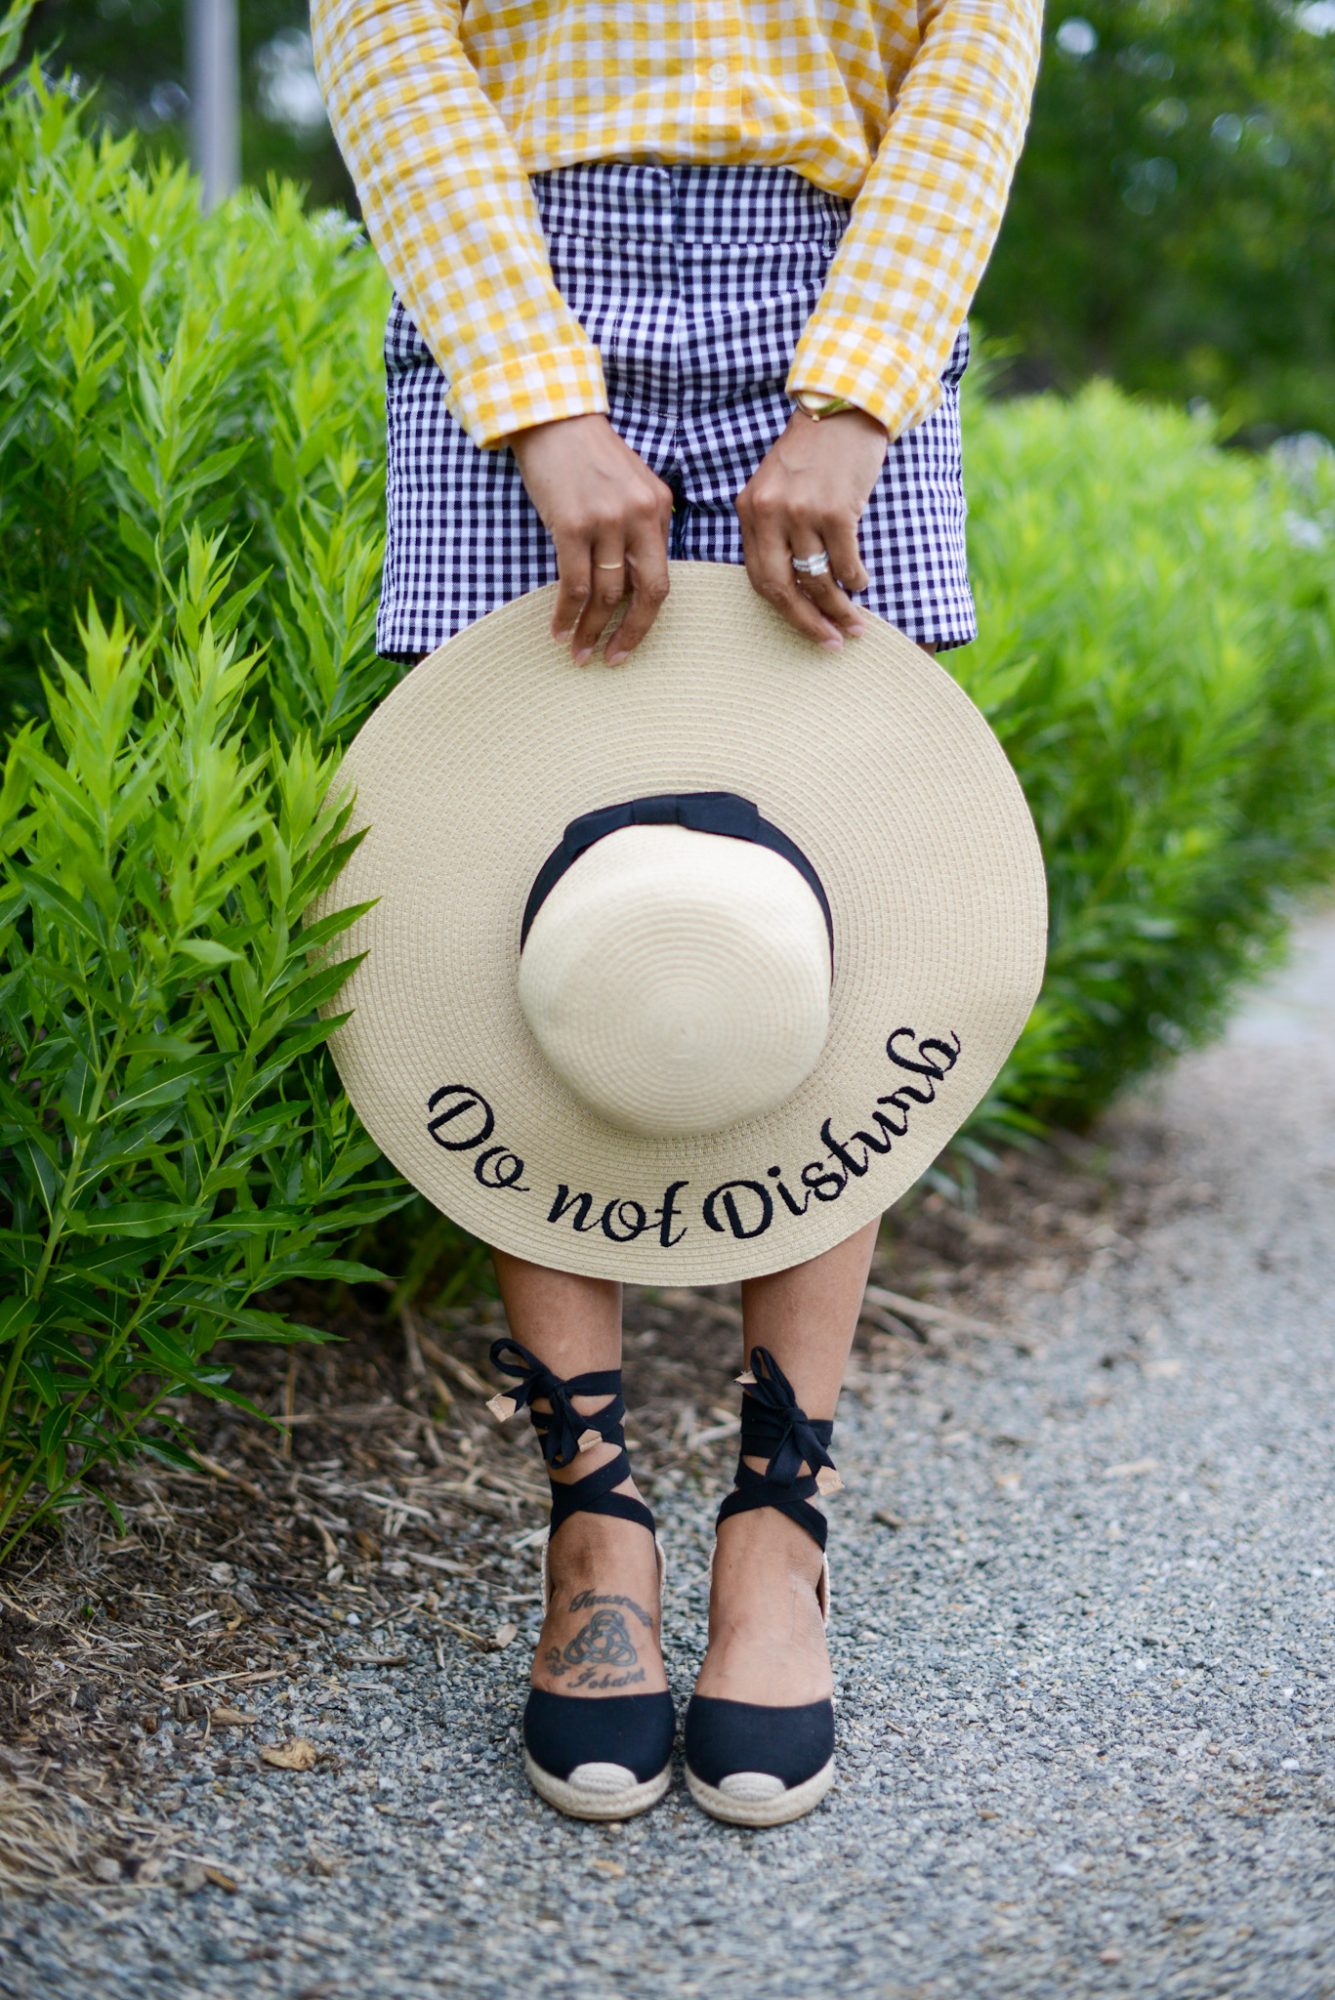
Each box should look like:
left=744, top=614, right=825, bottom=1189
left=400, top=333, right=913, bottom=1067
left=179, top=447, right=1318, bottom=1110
left=785, top=325, right=949, bottom=444
left=448, top=345, right=611, bottom=451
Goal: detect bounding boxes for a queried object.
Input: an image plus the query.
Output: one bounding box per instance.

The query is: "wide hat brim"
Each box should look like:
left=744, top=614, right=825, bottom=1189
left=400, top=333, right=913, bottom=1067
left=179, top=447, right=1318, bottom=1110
left=307, top=561, right=1047, bottom=1284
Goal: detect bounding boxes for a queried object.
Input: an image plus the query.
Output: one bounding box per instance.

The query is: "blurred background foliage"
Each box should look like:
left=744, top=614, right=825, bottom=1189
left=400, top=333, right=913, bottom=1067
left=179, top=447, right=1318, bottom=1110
left=9, top=0, right=1335, bottom=448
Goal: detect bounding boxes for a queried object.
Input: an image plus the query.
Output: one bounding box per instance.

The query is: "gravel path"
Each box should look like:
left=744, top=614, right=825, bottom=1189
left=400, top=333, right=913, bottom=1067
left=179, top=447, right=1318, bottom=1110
left=4, top=913, right=1333, bottom=2000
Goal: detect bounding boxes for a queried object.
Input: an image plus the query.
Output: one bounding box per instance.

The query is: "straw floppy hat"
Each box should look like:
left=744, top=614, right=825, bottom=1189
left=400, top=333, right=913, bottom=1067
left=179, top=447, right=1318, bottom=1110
left=306, top=561, right=1047, bottom=1285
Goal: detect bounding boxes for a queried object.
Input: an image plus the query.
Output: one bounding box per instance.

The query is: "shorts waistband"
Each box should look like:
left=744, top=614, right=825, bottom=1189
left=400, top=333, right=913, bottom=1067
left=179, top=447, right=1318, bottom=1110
left=527, top=157, right=852, bottom=244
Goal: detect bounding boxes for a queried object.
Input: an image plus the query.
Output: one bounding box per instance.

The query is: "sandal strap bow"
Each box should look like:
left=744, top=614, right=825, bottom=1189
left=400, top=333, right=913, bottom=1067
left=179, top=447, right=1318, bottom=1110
left=716, top=1344, right=840, bottom=1553
left=487, top=1336, right=626, bottom=1469
left=735, top=1346, right=838, bottom=1488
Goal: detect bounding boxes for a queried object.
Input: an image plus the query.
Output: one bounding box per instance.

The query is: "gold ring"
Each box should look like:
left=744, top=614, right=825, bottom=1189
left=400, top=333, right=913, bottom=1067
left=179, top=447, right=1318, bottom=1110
left=594, top=560, right=626, bottom=569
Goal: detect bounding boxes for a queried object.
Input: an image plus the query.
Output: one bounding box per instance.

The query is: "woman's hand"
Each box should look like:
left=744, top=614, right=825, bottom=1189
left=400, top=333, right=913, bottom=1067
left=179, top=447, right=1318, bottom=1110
left=505, top=413, right=675, bottom=666
left=735, top=406, right=889, bottom=649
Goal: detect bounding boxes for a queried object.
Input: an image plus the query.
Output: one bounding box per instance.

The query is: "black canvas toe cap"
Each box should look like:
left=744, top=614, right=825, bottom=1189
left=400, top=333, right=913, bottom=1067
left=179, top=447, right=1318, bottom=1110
left=683, top=1694, right=834, bottom=1789
left=523, top=1688, right=676, bottom=1782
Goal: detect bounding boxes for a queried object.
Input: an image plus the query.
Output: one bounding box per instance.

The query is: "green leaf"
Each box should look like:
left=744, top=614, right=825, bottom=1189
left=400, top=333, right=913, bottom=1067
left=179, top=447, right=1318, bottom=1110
left=101, top=1053, right=222, bottom=1119
left=63, top=1200, right=202, bottom=1237
left=0, top=0, right=40, bottom=70
left=20, top=1135, right=61, bottom=1221
left=0, top=1294, right=38, bottom=1347
left=138, top=1436, right=202, bottom=1472
left=10, top=865, right=104, bottom=949
left=256, top=1255, right=389, bottom=1286
left=78, top=1484, right=127, bottom=1534
left=175, top=937, right=244, bottom=968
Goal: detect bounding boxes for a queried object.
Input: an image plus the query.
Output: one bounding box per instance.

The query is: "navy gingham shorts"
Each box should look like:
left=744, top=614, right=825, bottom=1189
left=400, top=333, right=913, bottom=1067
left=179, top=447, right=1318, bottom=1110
left=377, top=158, right=976, bottom=662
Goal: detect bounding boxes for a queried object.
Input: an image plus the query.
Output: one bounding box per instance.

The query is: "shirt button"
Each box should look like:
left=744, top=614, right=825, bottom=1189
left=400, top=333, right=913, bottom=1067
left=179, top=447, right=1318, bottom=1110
left=707, top=59, right=728, bottom=84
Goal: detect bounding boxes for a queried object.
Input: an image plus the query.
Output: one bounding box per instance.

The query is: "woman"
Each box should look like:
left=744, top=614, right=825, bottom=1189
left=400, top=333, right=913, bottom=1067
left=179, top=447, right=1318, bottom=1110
left=311, top=0, right=1044, bottom=1824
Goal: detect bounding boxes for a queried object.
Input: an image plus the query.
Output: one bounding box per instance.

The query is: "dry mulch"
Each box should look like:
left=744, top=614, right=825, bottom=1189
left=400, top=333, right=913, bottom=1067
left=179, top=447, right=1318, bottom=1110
left=0, top=1105, right=1215, bottom=1897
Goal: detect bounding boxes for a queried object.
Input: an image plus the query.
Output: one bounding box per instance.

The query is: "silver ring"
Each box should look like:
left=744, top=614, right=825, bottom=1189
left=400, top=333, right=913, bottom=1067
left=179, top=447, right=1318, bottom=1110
left=791, top=549, right=831, bottom=578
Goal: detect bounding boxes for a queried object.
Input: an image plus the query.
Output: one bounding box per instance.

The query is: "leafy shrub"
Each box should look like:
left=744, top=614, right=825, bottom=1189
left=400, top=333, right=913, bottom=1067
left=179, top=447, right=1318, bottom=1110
left=0, top=29, right=388, bottom=752
left=0, top=569, right=421, bottom=1559
left=956, top=379, right=1335, bottom=1151
left=0, top=51, right=465, bottom=1555
left=1, top=48, right=1333, bottom=1552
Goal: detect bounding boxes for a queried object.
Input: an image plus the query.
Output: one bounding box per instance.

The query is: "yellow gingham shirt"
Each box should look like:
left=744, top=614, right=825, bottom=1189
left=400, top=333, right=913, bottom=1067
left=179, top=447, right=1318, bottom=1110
left=311, top=1, right=1044, bottom=451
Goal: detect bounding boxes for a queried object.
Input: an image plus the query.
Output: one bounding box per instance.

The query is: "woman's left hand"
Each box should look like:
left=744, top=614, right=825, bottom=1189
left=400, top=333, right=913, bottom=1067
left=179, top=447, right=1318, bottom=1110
left=735, top=406, right=889, bottom=649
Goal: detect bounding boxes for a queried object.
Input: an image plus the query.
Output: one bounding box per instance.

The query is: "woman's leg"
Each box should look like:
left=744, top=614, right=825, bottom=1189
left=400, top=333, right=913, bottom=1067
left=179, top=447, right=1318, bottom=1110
left=692, top=1217, right=882, bottom=1706
left=692, top=638, right=935, bottom=1707
left=488, top=1248, right=668, bottom=1697
left=691, top=647, right=938, bottom=1707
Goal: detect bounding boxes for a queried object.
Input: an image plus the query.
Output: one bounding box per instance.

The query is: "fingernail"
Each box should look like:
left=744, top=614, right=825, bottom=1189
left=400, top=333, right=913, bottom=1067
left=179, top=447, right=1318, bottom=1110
left=606, top=649, right=627, bottom=667
left=553, top=626, right=574, bottom=642
left=847, top=621, right=868, bottom=637
left=821, top=634, right=844, bottom=651
left=574, top=644, right=593, bottom=666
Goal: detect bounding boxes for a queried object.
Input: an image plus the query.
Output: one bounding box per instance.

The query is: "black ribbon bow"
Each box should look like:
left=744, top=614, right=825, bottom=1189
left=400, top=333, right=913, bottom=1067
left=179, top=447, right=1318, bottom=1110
left=487, top=1337, right=587, bottom=1468
left=519, top=789, right=835, bottom=970
left=739, top=1345, right=838, bottom=1487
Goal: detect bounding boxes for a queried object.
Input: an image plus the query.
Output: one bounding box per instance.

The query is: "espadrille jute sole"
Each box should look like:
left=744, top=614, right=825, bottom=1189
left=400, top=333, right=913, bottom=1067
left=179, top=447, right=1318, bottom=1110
left=684, top=1754, right=835, bottom=1827
left=523, top=1750, right=672, bottom=1821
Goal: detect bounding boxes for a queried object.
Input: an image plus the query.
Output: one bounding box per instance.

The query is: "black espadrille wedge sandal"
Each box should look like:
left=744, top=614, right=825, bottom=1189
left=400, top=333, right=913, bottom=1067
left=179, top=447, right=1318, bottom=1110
left=486, top=1337, right=675, bottom=1820
left=684, top=1345, right=840, bottom=1827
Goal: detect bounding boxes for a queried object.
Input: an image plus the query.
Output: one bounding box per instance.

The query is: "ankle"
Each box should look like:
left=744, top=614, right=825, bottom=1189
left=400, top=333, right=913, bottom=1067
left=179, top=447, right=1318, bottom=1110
left=546, top=1519, right=656, bottom=1593
left=716, top=1507, right=825, bottom=1585
left=486, top=1338, right=628, bottom=1474
left=547, top=1486, right=655, bottom=1563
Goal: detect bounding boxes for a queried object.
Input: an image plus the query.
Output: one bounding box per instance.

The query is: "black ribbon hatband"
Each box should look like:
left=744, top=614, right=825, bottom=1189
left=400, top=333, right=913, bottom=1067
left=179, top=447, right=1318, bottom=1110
left=519, top=790, right=835, bottom=973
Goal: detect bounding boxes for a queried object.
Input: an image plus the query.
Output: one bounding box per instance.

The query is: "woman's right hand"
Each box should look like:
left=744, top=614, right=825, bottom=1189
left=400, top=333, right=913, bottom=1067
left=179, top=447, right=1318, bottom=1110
left=504, top=413, right=674, bottom=666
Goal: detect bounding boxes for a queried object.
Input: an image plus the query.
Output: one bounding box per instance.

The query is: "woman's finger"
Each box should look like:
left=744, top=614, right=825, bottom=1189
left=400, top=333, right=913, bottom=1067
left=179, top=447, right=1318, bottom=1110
left=792, top=521, right=868, bottom=636
left=569, top=536, right=631, bottom=664
left=604, top=513, right=671, bottom=667
left=550, top=529, right=592, bottom=644
left=821, top=513, right=870, bottom=599
left=739, top=497, right=844, bottom=647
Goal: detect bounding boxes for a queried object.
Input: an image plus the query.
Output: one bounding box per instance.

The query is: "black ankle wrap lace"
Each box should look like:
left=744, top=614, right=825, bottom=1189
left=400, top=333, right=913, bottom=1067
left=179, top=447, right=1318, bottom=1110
left=735, top=1346, right=838, bottom=1487
left=716, top=1345, right=840, bottom=1553
left=485, top=1337, right=655, bottom=1539
left=487, top=1336, right=626, bottom=1469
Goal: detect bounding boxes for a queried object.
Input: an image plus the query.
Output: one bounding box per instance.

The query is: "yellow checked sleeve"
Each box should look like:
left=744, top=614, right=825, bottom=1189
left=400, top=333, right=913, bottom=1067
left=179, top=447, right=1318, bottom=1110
left=310, top=0, right=610, bottom=450
left=786, top=0, right=1044, bottom=442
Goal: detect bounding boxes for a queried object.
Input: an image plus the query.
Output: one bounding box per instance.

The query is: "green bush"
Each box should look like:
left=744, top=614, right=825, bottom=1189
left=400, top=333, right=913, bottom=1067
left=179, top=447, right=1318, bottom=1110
left=0, top=31, right=388, bottom=750
left=958, top=376, right=1335, bottom=1145
left=0, top=579, right=414, bottom=1559
left=1, top=49, right=1333, bottom=1553
left=0, top=52, right=460, bottom=1556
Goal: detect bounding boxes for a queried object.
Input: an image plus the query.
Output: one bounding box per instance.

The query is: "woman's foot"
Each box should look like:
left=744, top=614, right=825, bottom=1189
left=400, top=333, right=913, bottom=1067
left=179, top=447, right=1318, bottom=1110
left=684, top=1352, right=839, bottom=1825
left=691, top=1480, right=831, bottom=1709
left=531, top=1468, right=668, bottom=1699
left=492, top=1361, right=675, bottom=1819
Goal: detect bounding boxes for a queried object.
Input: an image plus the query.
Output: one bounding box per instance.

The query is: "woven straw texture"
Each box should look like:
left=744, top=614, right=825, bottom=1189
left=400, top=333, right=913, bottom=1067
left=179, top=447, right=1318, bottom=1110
left=306, top=561, right=1047, bottom=1283
left=517, top=825, right=834, bottom=1138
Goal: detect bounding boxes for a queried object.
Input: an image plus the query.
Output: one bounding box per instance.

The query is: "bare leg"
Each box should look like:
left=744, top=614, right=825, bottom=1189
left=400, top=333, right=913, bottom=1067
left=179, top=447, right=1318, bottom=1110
left=488, top=1247, right=668, bottom=1698
left=689, top=634, right=936, bottom=1702
left=693, top=1215, right=882, bottom=1705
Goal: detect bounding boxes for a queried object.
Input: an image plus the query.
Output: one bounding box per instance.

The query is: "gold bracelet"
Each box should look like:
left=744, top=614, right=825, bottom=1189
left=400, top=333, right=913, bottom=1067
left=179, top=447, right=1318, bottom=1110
left=793, top=391, right=855, bottom=421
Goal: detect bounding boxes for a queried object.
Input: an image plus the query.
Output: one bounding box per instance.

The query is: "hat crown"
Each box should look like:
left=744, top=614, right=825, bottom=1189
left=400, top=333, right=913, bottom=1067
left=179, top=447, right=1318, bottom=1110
left=516, top=819, right=833, bottom=1138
